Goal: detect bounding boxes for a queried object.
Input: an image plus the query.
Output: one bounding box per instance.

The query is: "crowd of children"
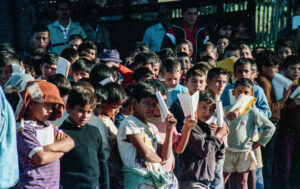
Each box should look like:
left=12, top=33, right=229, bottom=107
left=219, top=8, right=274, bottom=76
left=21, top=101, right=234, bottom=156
left=0, top=1, right=300, bottom=189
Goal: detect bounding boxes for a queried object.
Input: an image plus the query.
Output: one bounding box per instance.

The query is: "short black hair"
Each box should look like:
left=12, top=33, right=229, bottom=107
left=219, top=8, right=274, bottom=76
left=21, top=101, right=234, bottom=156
left=89, top=64, right=116, bottom=88
left=103, top=82, right=127, bottom=104
left=177, top=52, right=189, bottom=58
left=275, top=38, right=296, bottom=54
left=131, top=82, right=156, bottom=102
left=68, top=34, right=83, bottom=43
left=234, top=58, right=254, bottom=73
left=145, top=79, right=168, bottom=96
left=55, top=0, right=71, bottom=9
left=67, top=86, right=97, bottom=109
left=186, top=66, right=206, bottom=81
left=134, top=52, right=156, bottom=68
left=0, top=43, right=16, bottom=54
left=235, top=78, right=254, bottom=90
left=61, top=47, right=79, bottom=62
left=47, top=74, right=71, bottom=98
left=159, top=48, right=175, bottom=61
left=4, top=85, right=20, bottom=112
left=225, top=43, right=240, bottom=54
left=255, top=50, right=279, bottom=71
left=94, top=85, right=108, bottom=102
left=72, top=58, right=94, bottom=73
left=78, top=41, right=98, bottom=54
left=26, top=50, right=45, bottom=76
left=207, top=68, right=228, bottom=81
left=160, top=58, right=181, bottom=74
left=0, top=51, right=20, bottom=67
left=41, top=53, right=59, bottom=65
left=122, top=84, right=137, bottom=107
left=181, top=0, right=198, bottom=13
left=283, top=55, right=300, bottom=69
left=132, top=67, right=154, bottom=82
left=31, top=23, right=49, bottom=37
left=198, top=90, right=217, bottom=105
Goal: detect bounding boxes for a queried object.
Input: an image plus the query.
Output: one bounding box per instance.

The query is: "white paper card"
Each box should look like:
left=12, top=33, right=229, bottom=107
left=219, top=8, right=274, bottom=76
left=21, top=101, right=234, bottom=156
left=36, top=126, right=54, bottom=146
left=229, top=94, right=256, bottom=114
left=271, top=73, right=292, bottom=101
left=56, top=57, right=70, bottom=76
left=11, top=64, right=25, bottom=74
left=292, top=15, right=300, bottom=30
left=206, top=115, right=217, bottom=124
left=229, top=89, right=236, bottom=105
left=290, top=85, right=300, bottom=99
left=99, top=77, right=114, bottom=85
left=177, top=91, right=199, bottom=120
left=156, top=91, right=169, bottom=122
left=216, top=102, right=224, bottom=127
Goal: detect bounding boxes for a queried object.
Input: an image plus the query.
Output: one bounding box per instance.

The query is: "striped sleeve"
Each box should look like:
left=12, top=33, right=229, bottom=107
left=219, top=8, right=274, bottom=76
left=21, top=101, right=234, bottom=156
left=17, top=128, right=42, bottom=159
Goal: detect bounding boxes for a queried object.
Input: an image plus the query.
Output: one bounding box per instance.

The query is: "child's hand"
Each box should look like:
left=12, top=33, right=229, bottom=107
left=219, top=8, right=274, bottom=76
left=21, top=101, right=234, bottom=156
left=165, top=113, right=177, bottom=131
left=288, top=93, right=300, bottom=108
left=252, top=142, right=260, bottom=150
left=208, top=123, right=218, bottom=133
left=282, top=85, right=292, bottom=102
left=215, top=123, right=229, bottom=140
left=226, top=107, right=240, bottom=121
left=55, top=130, right=66, bottom=141
left=184, top=114, right=197, bottom=129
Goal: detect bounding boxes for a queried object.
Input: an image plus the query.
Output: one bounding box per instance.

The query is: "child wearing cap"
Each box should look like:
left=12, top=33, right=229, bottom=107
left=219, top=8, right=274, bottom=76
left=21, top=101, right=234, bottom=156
left=16, top=80, right=74, bottom=189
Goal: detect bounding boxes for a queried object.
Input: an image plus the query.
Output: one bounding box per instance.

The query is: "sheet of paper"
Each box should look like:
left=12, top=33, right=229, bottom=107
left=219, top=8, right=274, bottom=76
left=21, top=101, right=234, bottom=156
left=56, top=57, right=70, bottom=76
left=177, top=93, right=192, bottom=118
left=11, top=64, right=25, bottom=74
left=190, top=91, right=199, bottom=120
left=206, top=115, right=217, bottom=124
left=290, top=85, right=300, bottom=99
left=216, top=101, right=224, bottom=127
left=229, top=89, right=236, bottom=105
left=155, top=92, right=169, bottom=122
left=271, top=73, right=292, bottom=101
left=292, top=15, right=300, bottom=30
left=99, top=76, right=114, bottom=86
left=229, top=94, right=256, bottom=115
left=36, top=126, right=54, bottom=146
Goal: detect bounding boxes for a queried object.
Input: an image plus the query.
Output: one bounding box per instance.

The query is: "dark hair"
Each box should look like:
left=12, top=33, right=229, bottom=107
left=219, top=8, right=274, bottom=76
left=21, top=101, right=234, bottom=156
left=26, top=50, right=45, bottom=76
left=198, top=90, right=216, bottom=104
left=67, top=86, right=97, bottom=109
left=145, top=79, right=168, bottom=96
left=252, top=46, right=266, bottom=59
left=185, top=66, right=206, bottom=81
left=177, top=52, right=190, bottom=58
left=122, top=84, right=137, bottom=107
left=131, top=82, right=156, bottom=102
left=225, top=43, right=240, bottom=54
left=234, top=58, right=254, bottom=73
left=160, top=58, right=181, bottom=74
left=192, top=63, right=211, bottom=74
left=207, top=68, right=228, bottom=81
left=132, top=67, right=154, bottom=82
left=94, top=85, right=108, bottom=102
left=72, top=58, right=94, bottom=73
left=0, top=51, right=20, bottom=67
left=89, top=64, right=116, bottom=88
left=235, top=78, right=254, bottom=89
left=255, top=50, right=279, bottom=71
left=199, top=56, right=214, bottom=62
left=176, top=39, right=193, bottom=52
left=68, top=34, right=83, bottom=43
left=73, top=80, right=94, bottom=91
left=31, top=23, right=49, bottom=37
left=159, top=48, right=175, bottom=61
left=129, top=42, right=151, bottom=57
left=55, top=0, right=71, bottom=9
left=181, top=0, right=198, bottom=13
left=283, top=55, right=300, bottom=69
left=78, top=41, right=98, bottom=54
left=199, top=42, right=217, bottom=55
left=275, top=39, right=296, bottom=54
left=134, top=52, right=156, bottom=68
left=103, top=82, right=127, bottom=104
left=47, top=74, right=71, bottom=98
left=61, top=48, right=79, bottom=62
left=0, top=43, right=16, bottom=54
left=41, top=53, right=59, bottom=65
left=4, top=85, right=20, bottom=112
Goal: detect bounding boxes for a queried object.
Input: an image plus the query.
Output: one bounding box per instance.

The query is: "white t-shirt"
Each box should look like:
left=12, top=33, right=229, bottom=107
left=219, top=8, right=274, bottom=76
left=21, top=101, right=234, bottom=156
left=117, top=115, right=162, bottom=170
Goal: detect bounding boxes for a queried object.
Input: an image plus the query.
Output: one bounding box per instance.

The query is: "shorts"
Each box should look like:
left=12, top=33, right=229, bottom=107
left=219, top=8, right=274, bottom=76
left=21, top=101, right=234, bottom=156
left=223, top=150, right=254, bottom=173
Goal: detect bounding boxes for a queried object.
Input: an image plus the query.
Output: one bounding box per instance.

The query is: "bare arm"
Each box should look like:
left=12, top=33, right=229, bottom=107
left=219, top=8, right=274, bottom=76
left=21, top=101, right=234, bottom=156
left=159, top=114, right=176, bottom=161
left=32, top=150, right=64, bottom=165
left=43, top=132, right=74, bottom=153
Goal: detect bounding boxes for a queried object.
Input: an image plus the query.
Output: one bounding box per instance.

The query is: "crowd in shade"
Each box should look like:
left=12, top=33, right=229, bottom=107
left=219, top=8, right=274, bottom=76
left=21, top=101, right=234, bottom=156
left=0, top=0, right=300, bottom=189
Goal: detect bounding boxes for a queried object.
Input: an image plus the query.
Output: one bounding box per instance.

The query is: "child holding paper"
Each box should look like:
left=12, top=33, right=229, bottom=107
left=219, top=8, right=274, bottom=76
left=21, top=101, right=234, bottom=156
left=16, top=80, right=74, bottom=188
left=178, top=90, right=229, bottom=189
left=117, top=82, right=176, bottom=189
left=223, top=78, right=276, bottom=189
left=274, top=55, right=300, bottom=188
left=147, top=79, right=197, bottom=188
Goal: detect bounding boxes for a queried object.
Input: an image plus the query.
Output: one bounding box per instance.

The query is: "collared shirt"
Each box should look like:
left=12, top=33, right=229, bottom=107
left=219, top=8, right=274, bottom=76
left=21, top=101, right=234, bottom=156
left=59, top=19, right=71, bottom=41
left=83, top=23, right=110, bottom=48
left=142, top=22, right=166, bottom=52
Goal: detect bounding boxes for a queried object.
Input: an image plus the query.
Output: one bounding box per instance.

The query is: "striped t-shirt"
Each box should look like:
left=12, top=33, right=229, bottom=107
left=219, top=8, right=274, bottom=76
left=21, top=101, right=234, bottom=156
left=17, top=120, right=60, bottom=189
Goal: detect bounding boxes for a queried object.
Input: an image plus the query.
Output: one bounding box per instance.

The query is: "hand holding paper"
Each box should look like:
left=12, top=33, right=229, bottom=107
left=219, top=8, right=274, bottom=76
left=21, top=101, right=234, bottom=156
left=185, top=114, right=197, bottom=129
left=229, top=94, right=256, bottom=115
left=165, top=114, right=177, bottom=131
left=271, top=73, right=292, bottom=101
left=177, top=91, right=199, bottom=120
left=216, top=101, right=224, bottom=127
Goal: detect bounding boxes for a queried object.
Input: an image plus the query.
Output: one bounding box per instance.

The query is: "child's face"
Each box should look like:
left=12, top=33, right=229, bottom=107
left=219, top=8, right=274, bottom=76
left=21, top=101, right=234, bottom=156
left=225, top=50, right=241, bottom=59
left=154, top=94, right=167, bottom=117
left=186, top=75, right=206, bottom=95
left=262, top=65, right=279, bottom=79
left=162, top=71, right=181, bottom=89
left=197, top=101, right=216, bottom=122
left=73, top=70, right=90, bottom=83
left=28, top=102, right=53, bottom=122
left=68, top=39, right=83, bottom=51
left=278, top=47, right=293, bottom=60
left=67, top=104, right=94, bottom=127
left=285, top=64, right=300, bottom=81
left=102, top=101, right=122, bottom=118
left=86, top=49, right=97, bottom=60
left=217, top=38, right=229, bottom=54
left=41, top=63, right=57, bottom=80
left=0, top=65, right=12, bottom=86
left=241, top=48, right=253, bottom=59
left=153, top=63, right=160, bottom=78
left=234, top=63, right=252, bottom=80
left=133, top=97, right=157, bottom=121
left=176, top=44, right=192, bottom=56
left=232, top=84, right=253, bottom=99
left=177, top=56, right=191, bottom=75
left=207, top=74, right=227, bottom=96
